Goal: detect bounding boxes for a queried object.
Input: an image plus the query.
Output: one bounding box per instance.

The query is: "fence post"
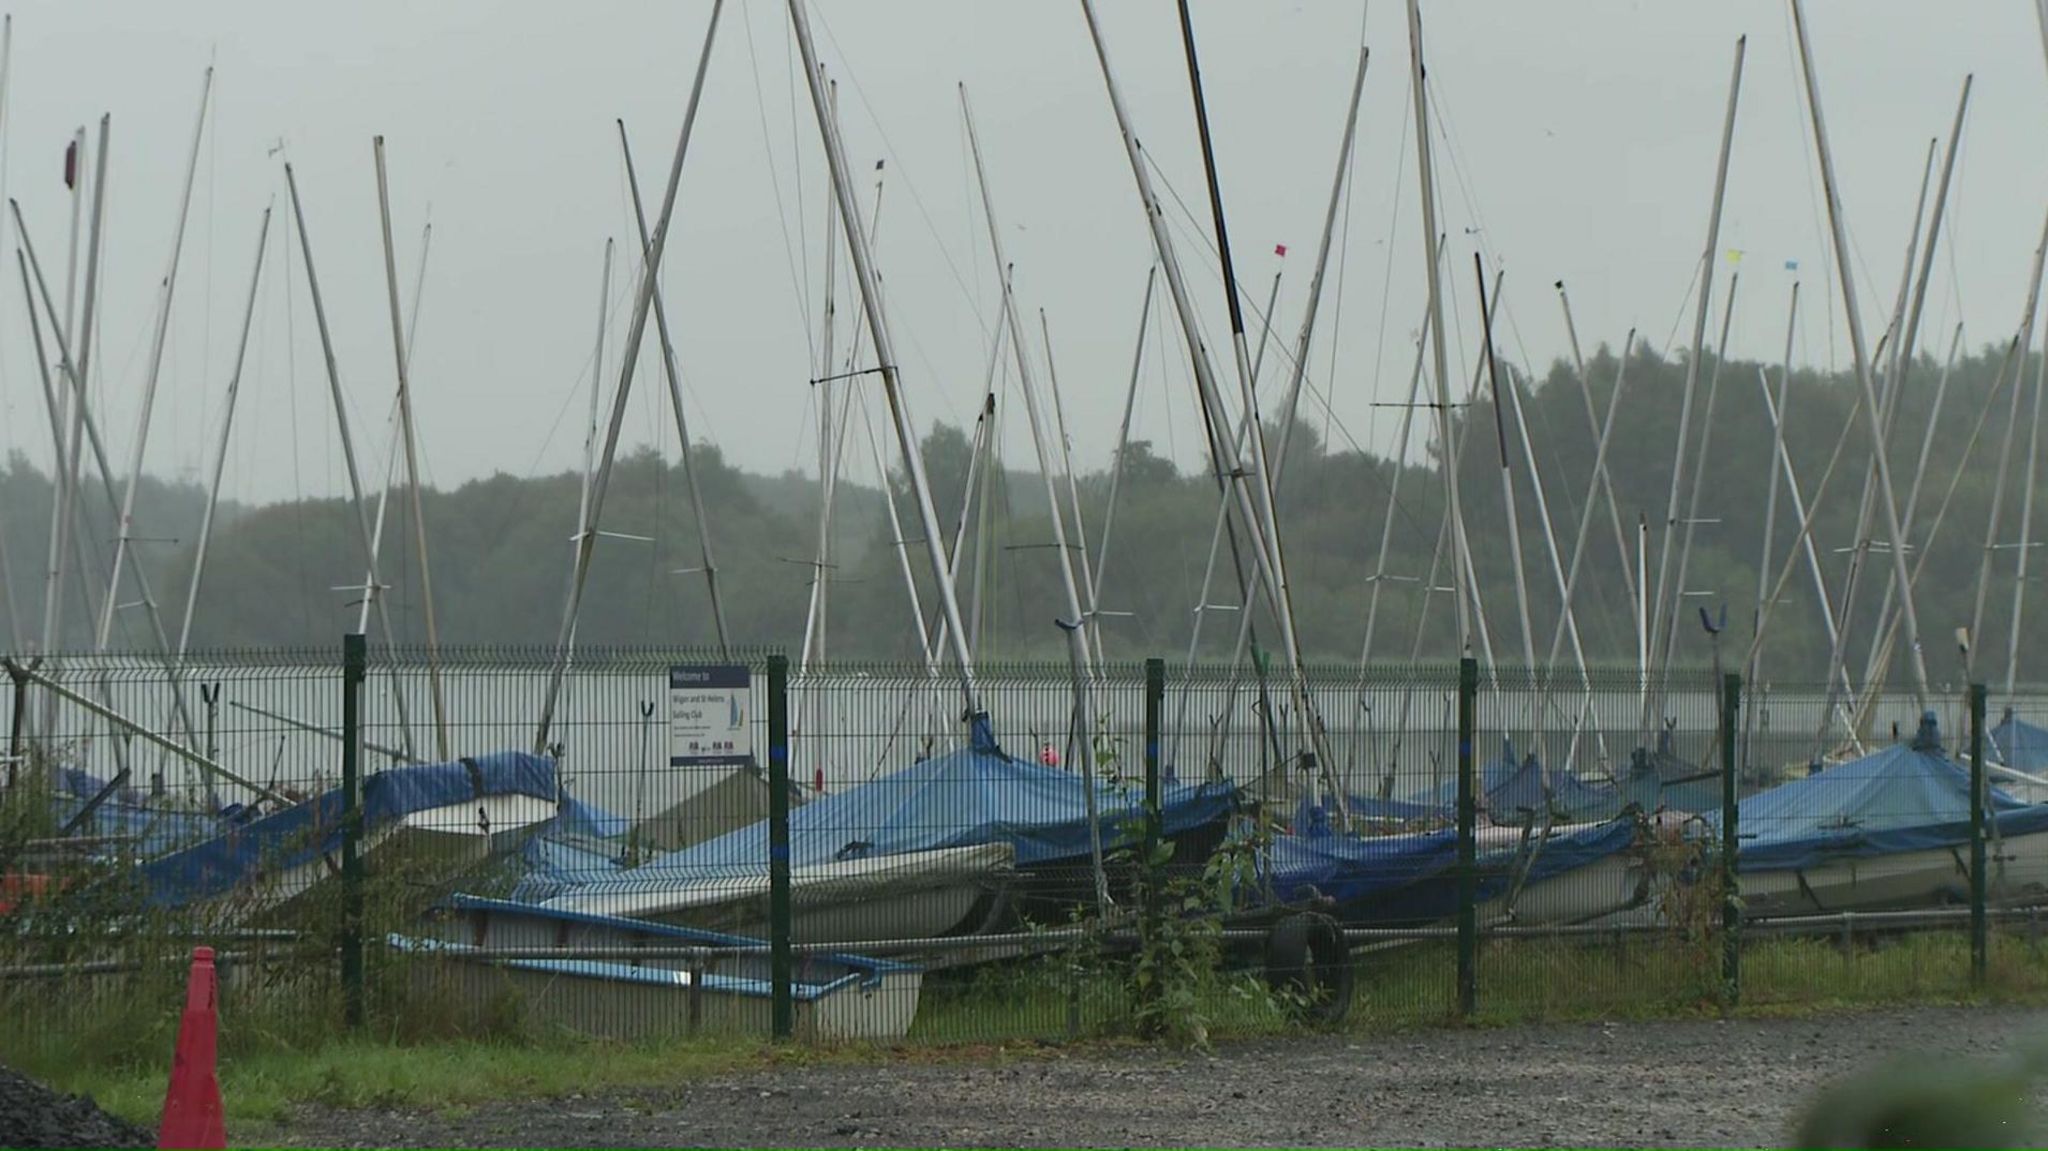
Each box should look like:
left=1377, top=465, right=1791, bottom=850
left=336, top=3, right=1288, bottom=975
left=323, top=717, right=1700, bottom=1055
left=4, top=658, right=32, bottom=788
left=1143, top=658, right=1164, bottom=887
left=340, top=632, right=367, bottom=1029
left=767, top=654, right=793, bottom=1042
left=1720, top=671, right=1742, bottom=1009
left=1456, top=656, right=1478, bottom=1018
left=1969, top=682, right=1988, bottom=987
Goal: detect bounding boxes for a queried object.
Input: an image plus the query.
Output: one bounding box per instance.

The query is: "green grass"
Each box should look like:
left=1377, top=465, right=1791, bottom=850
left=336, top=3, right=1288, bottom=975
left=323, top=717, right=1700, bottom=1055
left=1344, top=926, right=2048, bottom=1031
left=49, top=1035, right=777, bottom=1133
left=14, top=925, right=2048, bottom=1143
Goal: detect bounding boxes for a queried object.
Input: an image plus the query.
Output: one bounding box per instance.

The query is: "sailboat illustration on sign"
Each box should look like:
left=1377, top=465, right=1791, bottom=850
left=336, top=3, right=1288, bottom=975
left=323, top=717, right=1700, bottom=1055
left=729, top=694, right=744, bottom=730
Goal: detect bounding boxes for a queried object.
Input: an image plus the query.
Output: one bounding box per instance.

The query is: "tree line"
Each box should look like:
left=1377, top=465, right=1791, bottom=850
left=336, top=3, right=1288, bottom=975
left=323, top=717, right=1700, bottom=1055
left=1, top=341, right=2042, bottom=689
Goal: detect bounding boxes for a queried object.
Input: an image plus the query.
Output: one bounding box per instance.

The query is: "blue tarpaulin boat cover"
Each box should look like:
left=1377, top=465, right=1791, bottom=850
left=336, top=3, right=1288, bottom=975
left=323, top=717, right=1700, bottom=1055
left=1726, top=713, right=2048, bottom=873
left=1991, top=709, right=2048, bottom=775
left=44, top=770, right=227, bottom=857
left=1485, top=755, right=1623, bottom=822
left=524, top=715, right=1238, bottom=902
left=1624, top=726, right=1717, bottom=814
left=136, top=751, right=562, bottom=907
left=1306, top=738, right=1620, bottom=828
left=1260, top=817, right=1637, bottom=919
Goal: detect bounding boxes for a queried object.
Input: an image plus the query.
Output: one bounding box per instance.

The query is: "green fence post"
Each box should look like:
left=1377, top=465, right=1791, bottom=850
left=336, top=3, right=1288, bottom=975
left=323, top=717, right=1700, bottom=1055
left=340, top=632, right=367, bottom=1029
left=4, top=658, right=31, bottom=789
left=1969, top=682, right=1988, bottom=986
left=1720, top=671, right=1742, bottom=1009
left=767, top=654, right=793, bottom=1042
left=1143, top=657, right=1164, bottom=905
left=1457, top=656, right=1478, bottom=1018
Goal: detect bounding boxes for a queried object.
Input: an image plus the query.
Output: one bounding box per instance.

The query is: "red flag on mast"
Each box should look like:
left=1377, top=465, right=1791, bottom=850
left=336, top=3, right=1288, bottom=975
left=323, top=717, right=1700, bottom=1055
left=1274, top=243, right=1288, bottom=257
left=63, top=139, right=76, bottom=189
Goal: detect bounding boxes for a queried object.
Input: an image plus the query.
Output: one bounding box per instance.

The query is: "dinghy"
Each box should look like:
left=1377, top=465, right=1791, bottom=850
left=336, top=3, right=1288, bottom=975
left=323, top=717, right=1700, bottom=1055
left=1731, top=713, right=2048, bottom=917
left=396, top=894, right=921, bottom=1041
left=138, top=751, right=563, bottom=917
left=531, top=715, right=1236, bottom=945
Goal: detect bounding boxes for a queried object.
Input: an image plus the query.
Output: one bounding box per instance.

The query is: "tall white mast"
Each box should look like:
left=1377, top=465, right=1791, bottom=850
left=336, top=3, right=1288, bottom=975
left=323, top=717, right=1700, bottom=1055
left=533, top=0, right=727, bottom=752
left=1555, top=282, right=1638, bottom=613
left=174, top=206, right=272, bottom=658
left=1752, top=284, right=1799, bottom=653
left=1816, top=141, right=1934, bottom=741
left=788, top=0, right=977, bottom=711
left=283, top=162, right=419, bottom=759
left=1646, top=36, right=1744, bottom=714
left=1088, top=266, right=1156, bottom=620
left=1789, top=0, right=1931, bottom=711
left=1859, top=79, right=1971, bottom=697
left=1404, top=0, right=1472, bottom=654
left=1038, top=309, right=1102, bottom=665
left=1966, top=212, right=2048, bottom=683
left=95, top=68, right=213, bottom=651
left=957, top=86, right=1093, bottom=680
left=2003, top=319, right=2048, bottom=698
left=44, top=121, right=107, bottom=658
left=618, top=121, right=733, bottom=657
left=568, top=238, right=614, bottom=649
left=1659, top=270, right=1742, bottom=685
left=1074, top=0, right=1291, bottom=661
left=374, top=136, right=451, bottom=761
left=1474, top=262, right=1538, bottom=683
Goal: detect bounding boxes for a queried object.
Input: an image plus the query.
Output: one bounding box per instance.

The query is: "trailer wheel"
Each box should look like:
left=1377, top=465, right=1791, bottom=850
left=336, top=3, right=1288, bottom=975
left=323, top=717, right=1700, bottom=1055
left=1263, top=911, right=1353, bottom=1026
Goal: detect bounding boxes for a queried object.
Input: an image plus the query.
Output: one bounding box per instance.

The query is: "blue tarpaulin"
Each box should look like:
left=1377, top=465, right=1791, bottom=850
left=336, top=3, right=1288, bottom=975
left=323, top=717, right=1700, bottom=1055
left=527, top=715, right=1237, bottom=902
left=1991, top=709, right=2048, bottom=775
left=1485, top=755, right=1623, bottom=822
left=1260, top=816, right=1637, bottom=923
left=1726, top=713, right=2048, bottom=873
left=1624, top=726, right=1717, bottom=814
left=136, top=751, right=562, bottom=907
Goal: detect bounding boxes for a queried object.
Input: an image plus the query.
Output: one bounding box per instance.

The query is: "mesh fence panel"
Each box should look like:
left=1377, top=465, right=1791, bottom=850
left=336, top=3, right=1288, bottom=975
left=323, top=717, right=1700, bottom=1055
left=3, top=647, right=2046, bottom=1055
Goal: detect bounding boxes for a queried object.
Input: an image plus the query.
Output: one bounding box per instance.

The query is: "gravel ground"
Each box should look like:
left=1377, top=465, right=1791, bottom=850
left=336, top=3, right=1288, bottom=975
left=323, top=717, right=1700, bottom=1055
left=0, top=1063, right=154, bottom=1149
left=262, top=1006, right=2048, bottom=1149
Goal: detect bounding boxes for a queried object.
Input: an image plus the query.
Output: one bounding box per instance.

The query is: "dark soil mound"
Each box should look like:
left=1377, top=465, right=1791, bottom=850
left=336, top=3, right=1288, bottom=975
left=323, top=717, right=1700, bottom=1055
left=0, top=1063, right=153, bottom=1149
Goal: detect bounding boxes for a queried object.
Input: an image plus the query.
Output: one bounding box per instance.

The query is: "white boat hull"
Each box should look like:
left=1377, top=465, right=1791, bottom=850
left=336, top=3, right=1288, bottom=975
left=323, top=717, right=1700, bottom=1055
left=1739, top=827, right=2048, bottom=918
left=244, top=794, right=558, bottom=917
left=414, top=897, right=920, bottom=1041
left=544, top=842, right=1013, bottom=946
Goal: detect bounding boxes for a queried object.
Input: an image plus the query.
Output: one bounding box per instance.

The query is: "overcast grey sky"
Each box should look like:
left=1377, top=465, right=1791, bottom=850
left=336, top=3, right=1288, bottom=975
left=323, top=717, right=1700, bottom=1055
left=0, top=1, right=2041, bottom=507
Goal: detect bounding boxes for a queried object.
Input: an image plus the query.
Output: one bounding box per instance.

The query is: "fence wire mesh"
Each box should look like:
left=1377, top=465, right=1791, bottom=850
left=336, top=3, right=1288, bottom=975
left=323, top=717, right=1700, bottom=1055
left=4, top=646, right=2047, bottom=1057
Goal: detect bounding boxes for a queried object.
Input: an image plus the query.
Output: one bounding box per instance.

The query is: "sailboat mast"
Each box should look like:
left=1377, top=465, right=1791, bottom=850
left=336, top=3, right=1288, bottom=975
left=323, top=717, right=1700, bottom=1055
left=1404, top=0, right=1472, bottom=654
left=2003, top=318, right=2048, bottom=698
left=96, top=68, right=213, bottom=651
left=374, top=136, right=451, bottom=761
left=1089, top=266, right=1156, bottom=616
left=568, top=239, right=614, bottom=644
left=1790, top=0, right=1931, bottom=711
left=533, top=0, right=726, bottom=753
left=1646, top=36, right=1744, bottom=713
left=957, top=86, right=1093, bottom=678
left=618, top=121, right=733, bottom=657
left=787, top=0, right=977, bottom=711
left=1754, top=284, right=1799, bottom=648
left=1555, top=282, right=1638, bottom=613
left=1660, top=270, right=1742, bottom=685
left=1966, top=210, right=2048, bottom=682
left=799, top=72, right=840, bottom=675
left=1038, top=310, right=1102, bottom=664
left=174, top=207, right=272, bottom=658
left=1171, top=0, right=1307, bottom=681
left=1475, top=261, right=1537, bottom=679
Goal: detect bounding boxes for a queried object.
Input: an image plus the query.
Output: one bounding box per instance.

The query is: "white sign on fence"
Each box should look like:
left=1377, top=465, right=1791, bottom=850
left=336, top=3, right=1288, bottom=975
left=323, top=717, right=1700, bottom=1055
left=668, top=665, right=752, bottom=767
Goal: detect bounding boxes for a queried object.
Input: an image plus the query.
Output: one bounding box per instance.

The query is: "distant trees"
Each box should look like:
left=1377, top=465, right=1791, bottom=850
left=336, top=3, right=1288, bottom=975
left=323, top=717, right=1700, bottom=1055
left=1, top=343, right=2043, bottom=687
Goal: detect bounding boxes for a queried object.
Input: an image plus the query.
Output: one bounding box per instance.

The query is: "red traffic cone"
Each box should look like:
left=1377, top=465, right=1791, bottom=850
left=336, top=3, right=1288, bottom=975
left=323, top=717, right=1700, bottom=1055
left=158, top=946, right=226, bottom=1150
